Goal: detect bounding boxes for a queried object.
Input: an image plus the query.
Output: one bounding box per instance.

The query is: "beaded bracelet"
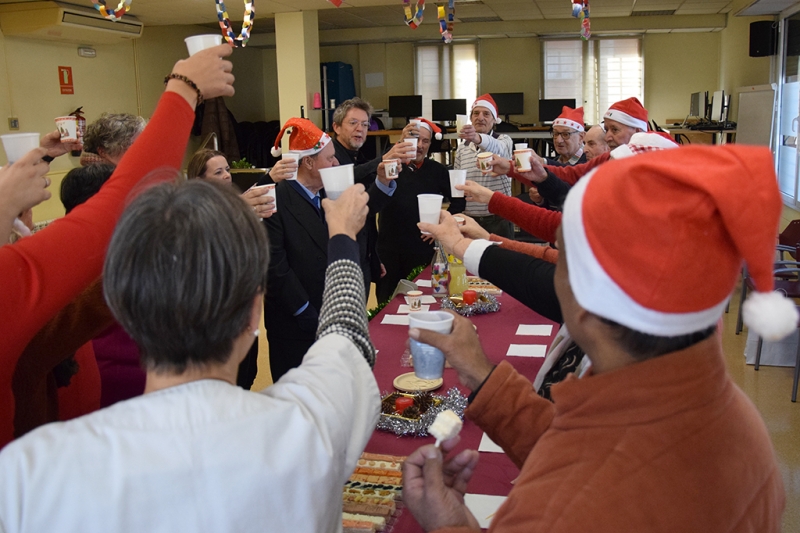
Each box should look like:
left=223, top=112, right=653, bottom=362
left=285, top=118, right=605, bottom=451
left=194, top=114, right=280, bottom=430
left=164, top=74, right=204, bottom=105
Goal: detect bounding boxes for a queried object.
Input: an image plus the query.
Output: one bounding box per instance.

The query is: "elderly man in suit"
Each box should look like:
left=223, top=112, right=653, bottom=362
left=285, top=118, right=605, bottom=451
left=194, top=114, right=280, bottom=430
left=264, top=118, right=395, bottom=381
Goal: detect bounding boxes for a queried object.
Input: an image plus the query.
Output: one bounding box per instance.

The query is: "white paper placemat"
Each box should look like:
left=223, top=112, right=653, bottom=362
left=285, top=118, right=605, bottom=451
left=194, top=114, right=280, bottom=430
left=464, top=494, right=507, bottom=529
left=478, top=433, right=504, bottom=453
left=506, top=344, right=547, bottom=357
left=415, top=279, right=432, bottom=288
left=515, top=324, right=553, bottom=336
left=381, top=315, right=410, bottom=326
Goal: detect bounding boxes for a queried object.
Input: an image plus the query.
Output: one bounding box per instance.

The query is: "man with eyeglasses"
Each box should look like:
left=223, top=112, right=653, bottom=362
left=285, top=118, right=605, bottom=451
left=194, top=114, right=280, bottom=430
left=331, top=97, right=414, bottom=290
left=546, top=107, right=587, bottom=166
left=455, top=94, right=514, bottom=238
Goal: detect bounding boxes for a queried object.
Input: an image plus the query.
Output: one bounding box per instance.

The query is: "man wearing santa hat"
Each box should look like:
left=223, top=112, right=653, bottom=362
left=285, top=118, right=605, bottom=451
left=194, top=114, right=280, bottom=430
left=375, top=118, right=465, bottom=302
left=547, top=106, right=587, bottom=166
left=403, top=144, right=791, bottom=532
left=455, top=94, right=514, bottom=238
left=265, top=118, right=393, bottom=380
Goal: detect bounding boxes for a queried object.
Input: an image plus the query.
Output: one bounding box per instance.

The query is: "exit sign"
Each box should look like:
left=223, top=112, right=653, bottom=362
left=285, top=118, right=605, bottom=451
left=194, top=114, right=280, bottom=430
left=58, top=66, right=73, bottom=95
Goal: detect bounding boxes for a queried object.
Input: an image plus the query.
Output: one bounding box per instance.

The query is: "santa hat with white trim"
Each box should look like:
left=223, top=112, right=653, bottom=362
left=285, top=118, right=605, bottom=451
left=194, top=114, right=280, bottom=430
left=562, top=145, right=798, bottom=342
left=271, top=118, right=331, bottom=158
left=472, top=94, right=501, bottom=123
left=609, top=131, right=678, bottom=160
left=415, top=117, right=443, bottom=140
left=553, top=106, right=585, bottom=132
left=603, top=97, right=649, bottom=132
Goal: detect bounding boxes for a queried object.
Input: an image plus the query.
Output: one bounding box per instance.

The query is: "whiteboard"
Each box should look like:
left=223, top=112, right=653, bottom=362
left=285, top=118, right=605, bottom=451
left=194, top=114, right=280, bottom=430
left=736, top=85, right=775, bottom=146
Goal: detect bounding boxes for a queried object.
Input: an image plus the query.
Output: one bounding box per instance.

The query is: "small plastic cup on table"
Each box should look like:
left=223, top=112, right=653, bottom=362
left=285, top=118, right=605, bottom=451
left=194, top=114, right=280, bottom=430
left=417, top=194, right=443, bottom=235
left=319, top=163, right=354, bottom=200
left=55, top=116, right=78, bottom=143
left=406, top=290, right=423, bottom=311
left=185, top=34, right=223, bottom=56
left=449, top=169, right=466, bottom=198
left=409, top=311, right=455, bottom=380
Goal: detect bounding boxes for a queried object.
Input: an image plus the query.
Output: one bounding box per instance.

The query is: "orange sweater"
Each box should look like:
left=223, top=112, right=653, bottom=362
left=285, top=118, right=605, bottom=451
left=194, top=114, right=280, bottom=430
left=0, top=92, right=194, bottom=447
left=438, top=339, right=784, bottom=533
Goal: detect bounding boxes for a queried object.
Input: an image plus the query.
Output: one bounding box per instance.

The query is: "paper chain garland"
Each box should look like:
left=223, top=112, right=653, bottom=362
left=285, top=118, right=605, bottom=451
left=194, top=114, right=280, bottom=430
left=92, top=0, right=132, bottom=21
left=215, top=0, right=255, bottom=47
left=438, top=0, right=455, bottom=43
left=571, top=0, right=591, bottom=40
left=403, top=0, right=425, bottom=29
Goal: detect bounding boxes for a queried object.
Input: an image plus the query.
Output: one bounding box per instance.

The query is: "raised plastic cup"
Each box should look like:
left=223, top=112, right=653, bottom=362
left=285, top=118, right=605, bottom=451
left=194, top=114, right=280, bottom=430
left=455, top=114, right=469, bottom=132
left=248, top=184, right=277, bottom=217
left=409, top=119, right=421, bottom=137
left=319, top=163, right=354, bottom=200
left=477, top=152, right=493, bottom=174
left=449, top=169, right=466, bottom=198
left=185, top=34, right=223, bottom=56
left=409, top=311, right=455, bottom=380
left=55, top=116, right=78, bottom=142
left=514, top=148, right=533, bottom=171
left=515, top=143, right=528, bottom=151
left=403, top=137, right=418, bottom=159
left=383, top=158, right=399, bottom=178
left=417, top=193, right=443, bottom=235
left=282, top=151, right=301, bottom=180
left=1, top=133, right=40, bottom=164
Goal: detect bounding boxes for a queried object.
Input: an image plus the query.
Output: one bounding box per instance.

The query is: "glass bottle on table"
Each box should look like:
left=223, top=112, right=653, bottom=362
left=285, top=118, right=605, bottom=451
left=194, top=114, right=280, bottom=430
left=448, top=255, right=469, bottom=297
left=431, top=241, right=449, bottom=297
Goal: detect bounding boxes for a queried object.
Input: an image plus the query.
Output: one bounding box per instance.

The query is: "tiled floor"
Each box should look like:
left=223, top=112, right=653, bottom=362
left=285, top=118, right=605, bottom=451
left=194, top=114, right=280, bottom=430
left=252, top=204, right=800, bottom=531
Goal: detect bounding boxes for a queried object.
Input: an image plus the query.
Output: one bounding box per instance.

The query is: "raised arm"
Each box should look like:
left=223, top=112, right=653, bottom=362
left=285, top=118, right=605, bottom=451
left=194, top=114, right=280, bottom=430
left=488, top=193, right=562, bottom=243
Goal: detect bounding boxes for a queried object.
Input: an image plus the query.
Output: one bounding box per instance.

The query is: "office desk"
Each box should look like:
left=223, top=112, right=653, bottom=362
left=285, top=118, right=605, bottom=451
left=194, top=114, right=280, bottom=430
left=665, top=127, right=737, bottom=145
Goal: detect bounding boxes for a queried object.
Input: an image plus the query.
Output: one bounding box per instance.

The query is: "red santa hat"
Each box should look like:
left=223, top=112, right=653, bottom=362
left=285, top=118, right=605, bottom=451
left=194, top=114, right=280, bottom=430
left=562, top=145, right=798, bottom=342
left=271, top=118, right=331, bottom=158
left=415, top=117, right=442, bottom=140
left=609, top=131, right=678, bottom=160
left=471, top=94, right=501, bottom=123
left=552, top=106, right=585, bottom=132
left=603, top=97, right=649, bottom=132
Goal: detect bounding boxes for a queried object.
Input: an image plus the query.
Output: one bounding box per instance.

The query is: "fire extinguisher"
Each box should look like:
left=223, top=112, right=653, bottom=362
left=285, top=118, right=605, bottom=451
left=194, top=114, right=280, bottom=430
left=69, top=107, right=86, bottom=157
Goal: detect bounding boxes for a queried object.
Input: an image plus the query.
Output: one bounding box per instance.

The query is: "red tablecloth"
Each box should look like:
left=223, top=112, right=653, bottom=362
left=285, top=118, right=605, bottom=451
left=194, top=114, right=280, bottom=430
left=365, top=268, right=558, bottom=532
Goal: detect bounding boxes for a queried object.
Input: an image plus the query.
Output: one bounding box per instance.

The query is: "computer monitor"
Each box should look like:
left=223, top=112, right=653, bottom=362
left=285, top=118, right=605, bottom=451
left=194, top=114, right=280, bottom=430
left=711, top=90, right=724, bottom=123
left=432, top=99, right=467, bottom=122
left=389, top=95, right=422, bottom=119
left=690, top=92, right=702, bottom=117
left=491, top=92, right=524, bottom=120
left=538, top=99, right=577, bottom=124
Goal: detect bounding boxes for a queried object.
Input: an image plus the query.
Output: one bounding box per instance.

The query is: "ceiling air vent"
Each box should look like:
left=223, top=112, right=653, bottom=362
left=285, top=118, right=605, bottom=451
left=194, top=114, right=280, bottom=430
left=631, top=10, right=677, bottom=16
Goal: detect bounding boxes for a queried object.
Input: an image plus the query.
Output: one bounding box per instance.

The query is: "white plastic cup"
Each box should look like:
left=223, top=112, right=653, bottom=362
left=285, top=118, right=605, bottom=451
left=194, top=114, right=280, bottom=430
left=185, top=34, right=223, bottom=56
left=409, top=311, right=455, bottom=380
left=514, top=143, right=528, bottom=151
left=453, top=215, right=466, bottom=227
left=514, top=148, right=533, bottom=171
left=384, top=158, right=399, bottom=179
left=409, top=119, right=421, bottom=137
left=406, top=290, right=423, bottom=311
left=448, top=169, right=467, bottom=198
left=248, top=184, right=277, bottom=216
left=319, top=163, right=354, bottom=200
left=1, top=133, right=40, bottom=164
left=403, top=137, right=418, bottom=159
left=477, top=152, right=493, bottom=174
left=282, top=151, right=301, bottom=180
left=455, top=114, right=469, bottom=132
left=418, top=193, right=443, bottom=235
left=55, top=116, right=78, bottom=143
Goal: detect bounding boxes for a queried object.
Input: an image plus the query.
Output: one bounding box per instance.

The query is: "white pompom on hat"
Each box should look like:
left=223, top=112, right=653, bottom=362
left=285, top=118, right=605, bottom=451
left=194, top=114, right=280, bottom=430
left=561, top=144, right=798, bottom=342
left=271, top=118, right=331, bottom=158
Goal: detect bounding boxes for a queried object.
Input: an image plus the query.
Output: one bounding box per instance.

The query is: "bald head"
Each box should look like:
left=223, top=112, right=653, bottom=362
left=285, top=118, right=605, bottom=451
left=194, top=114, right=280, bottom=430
left=584, top=126, right=610, bottom=160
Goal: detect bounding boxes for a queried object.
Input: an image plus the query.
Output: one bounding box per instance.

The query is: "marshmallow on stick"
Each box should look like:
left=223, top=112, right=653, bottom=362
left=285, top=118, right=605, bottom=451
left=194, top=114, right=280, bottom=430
left=428, top=409, right=463, bottom=447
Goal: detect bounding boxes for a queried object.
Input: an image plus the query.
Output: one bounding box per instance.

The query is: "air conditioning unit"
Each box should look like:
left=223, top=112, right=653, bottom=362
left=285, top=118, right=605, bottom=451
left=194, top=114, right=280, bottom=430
left=0, top=1, right=143, bottom=45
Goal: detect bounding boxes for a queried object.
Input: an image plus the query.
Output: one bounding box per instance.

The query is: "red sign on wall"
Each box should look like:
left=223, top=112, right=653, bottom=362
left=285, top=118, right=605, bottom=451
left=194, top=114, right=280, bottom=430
left=58, top=66, right=73, bottom=95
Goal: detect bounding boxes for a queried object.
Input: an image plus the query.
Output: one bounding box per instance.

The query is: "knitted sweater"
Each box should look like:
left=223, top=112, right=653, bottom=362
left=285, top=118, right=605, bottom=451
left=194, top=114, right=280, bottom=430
left=455, top=133, right=513, bottom=218
left=0, top=91, right=194, bottom=448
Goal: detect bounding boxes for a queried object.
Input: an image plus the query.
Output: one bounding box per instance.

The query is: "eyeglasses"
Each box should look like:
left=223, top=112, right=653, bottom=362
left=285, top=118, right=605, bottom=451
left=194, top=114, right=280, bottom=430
left=551, top=131, right=579, bottom=140
left=346, top=120, right=370, bottom=129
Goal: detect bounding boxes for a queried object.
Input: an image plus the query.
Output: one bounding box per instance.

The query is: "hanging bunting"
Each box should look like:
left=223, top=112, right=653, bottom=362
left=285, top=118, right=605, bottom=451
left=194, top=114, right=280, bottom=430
left=438, top=0, right=455, bottom=43
left=215, top=0, right=255, bottom=47
left=92, top=0, right=132, bottom=21
left=571, top=0, right=591, bottom=40
left=403, top=0, right=425, bottom=29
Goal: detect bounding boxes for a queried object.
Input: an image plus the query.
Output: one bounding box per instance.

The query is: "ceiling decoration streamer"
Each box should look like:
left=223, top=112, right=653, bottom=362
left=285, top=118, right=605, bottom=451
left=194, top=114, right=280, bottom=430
left=215, top=0, right=255, bottom=47
left=571, top=0, right=591, bottom=40
left=92, top=0, right=132, bottom=21
left=438, top=0, right=455, bottom=43
left=403, top=0, right=425, bottom=29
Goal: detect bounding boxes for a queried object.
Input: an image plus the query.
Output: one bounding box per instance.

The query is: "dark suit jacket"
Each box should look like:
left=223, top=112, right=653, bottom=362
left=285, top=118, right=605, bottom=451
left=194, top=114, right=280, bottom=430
left=263, top=179, right=391, bottom=338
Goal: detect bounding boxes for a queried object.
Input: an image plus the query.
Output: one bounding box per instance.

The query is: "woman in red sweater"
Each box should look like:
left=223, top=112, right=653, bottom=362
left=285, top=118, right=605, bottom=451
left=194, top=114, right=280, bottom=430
left=0, top=43, right=236, bottom=448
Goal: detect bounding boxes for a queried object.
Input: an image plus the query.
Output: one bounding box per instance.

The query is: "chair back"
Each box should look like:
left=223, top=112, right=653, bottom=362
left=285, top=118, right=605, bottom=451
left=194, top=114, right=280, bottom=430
left=779, top=220, right=800, bottom=259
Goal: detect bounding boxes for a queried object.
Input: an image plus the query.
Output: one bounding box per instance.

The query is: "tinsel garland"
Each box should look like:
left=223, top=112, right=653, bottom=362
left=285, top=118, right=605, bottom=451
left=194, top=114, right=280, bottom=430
left=440, top=292, right=501, bottom=317
left=367, top=263, right=427, bottom=321
left=377, top=388, right=467, bottom=437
